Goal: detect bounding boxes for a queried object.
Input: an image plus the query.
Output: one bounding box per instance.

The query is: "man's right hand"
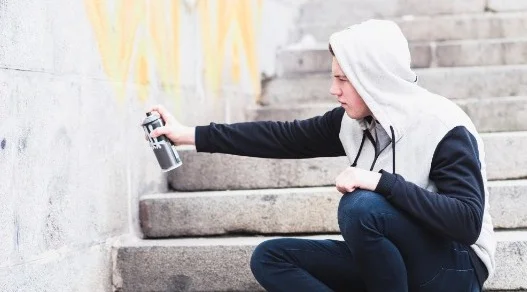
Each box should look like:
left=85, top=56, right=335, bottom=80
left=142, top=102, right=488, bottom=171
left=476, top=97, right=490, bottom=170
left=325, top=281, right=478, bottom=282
left=145, top=104, right=196, bottom=146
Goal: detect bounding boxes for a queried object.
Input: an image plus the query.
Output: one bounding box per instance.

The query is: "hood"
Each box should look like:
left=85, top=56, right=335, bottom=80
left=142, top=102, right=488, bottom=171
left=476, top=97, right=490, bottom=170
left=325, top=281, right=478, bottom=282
left=329, top=19, right=433, bottom=142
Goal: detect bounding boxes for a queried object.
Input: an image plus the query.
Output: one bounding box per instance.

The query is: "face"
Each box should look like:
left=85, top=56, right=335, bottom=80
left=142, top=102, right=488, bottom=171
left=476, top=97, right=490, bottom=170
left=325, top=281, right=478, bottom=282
left=329, top=57, right=372, bottom=119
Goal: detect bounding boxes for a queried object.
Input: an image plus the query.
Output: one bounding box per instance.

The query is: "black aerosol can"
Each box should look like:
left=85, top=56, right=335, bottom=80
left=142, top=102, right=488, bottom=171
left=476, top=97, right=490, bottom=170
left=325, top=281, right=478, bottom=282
left=142, top=112, right=182, bottom=172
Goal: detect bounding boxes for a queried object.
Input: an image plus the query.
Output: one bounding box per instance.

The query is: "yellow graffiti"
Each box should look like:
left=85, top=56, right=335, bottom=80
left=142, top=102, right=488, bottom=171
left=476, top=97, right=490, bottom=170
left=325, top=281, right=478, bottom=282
left=147, top=0, right=180, bottom=92
left=198, top=0, right=262, bottom=95
left=134, top=38, right=149, bottom=102
left=234, top=0, right=260, bottom=93
left=84, top=0, right=145, bottom=100
left=85, top=0, right=262, bottom=103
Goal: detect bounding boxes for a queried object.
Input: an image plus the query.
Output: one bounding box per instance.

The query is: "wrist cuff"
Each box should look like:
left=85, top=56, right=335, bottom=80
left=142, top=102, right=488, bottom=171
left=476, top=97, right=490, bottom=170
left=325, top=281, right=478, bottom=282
left=195, top=125, right=210, bottom=152
left=375, top=170, right=397, bottom=198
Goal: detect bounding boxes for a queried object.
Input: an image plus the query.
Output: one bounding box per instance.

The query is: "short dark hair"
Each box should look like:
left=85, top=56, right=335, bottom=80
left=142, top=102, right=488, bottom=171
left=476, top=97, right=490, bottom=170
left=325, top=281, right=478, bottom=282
left=329, top=43, right=335, bottom=56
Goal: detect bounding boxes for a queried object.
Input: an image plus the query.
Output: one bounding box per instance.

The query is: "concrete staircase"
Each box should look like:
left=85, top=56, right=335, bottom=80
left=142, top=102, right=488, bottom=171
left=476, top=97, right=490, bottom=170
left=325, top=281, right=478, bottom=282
left=113, top=3, right=527, bottom=292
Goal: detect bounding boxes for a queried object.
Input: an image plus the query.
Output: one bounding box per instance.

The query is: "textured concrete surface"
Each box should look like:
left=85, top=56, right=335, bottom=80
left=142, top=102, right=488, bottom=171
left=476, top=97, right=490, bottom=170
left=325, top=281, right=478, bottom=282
left=169, top=132, right=527, bottom=191
left=114, top=232, right=527, bottom=291
left=276, top=45, right=331, bottom=76
left=0, top=0, right=317, bottom=289
left=0, top=0, right=232, bottom=290
left=488, top=0, right=527, bottom=12
left=409, top=44, right=432, bottom=69
left=418, top=65, right=527, bottom=99
left=262, top=65, right=527, bottom=104
left=0, top=0, right=137, bottom=289
left=140, top=187, right=341, bottom=237
left=0, top=1, right=54, bottom=72
left=1, top=71, right=122, bottom=257
left=456, top=96, right=527, bottom=133
left=0, top=239, right=116, bottom=292
left=277, top=39, right=527, bottom=76
left=489, top=180, right=527, bottom=229
left=0, top=69, right=166, bottom=291
left=484, top=132, right=527, bottom=180
left=261, top=73, right=334, bottom=105
left=487, top=231, right=527, bottom=290
left=0, top=0, right=280, bottom=125
left=296, top=0, right=485, bottom=31
left=292, top=12, right=527, bottom=43
left=249, top=96, right=527, bottom=133
left=434, top=38, right=527, bottom=68
left=247, top=102, right=336, bottom=122
left=141, top=180, right=527, bottom=237
left=114, top=235, right=264, bottom=292
left=396, top=12, right=527, bottom=42
left=168, top=146, right=348, bottom=191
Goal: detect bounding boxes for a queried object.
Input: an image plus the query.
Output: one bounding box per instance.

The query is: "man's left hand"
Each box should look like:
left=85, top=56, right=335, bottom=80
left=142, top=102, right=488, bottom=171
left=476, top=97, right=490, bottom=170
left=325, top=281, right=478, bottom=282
left=335, top=167, right=382, bottom=194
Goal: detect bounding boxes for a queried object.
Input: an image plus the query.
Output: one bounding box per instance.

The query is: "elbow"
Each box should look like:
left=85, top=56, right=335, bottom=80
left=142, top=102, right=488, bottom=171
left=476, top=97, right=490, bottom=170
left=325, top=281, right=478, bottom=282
left=460, top=214, right=483, bottom=245
left=452, top=207, right=483, bottom=245
left=460, top=230, right=480, bottom=246
left=446, top=226, right=479, bottom=245
left=463, top=201, right=484, bottom=245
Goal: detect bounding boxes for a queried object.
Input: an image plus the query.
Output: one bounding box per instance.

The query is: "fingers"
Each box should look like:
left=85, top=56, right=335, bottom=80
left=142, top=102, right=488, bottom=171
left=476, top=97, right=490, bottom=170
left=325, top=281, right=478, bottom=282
left=336, top=183, right=345, bottom=194
left=149, top=126, right=171, bottom=139
left=337, top=187, right=355, bottom=194
left=147, top=104, right=174, bottom=123
left=147, top=104, right=166, bottom=115
left=336, top=184, right=355, bottom=194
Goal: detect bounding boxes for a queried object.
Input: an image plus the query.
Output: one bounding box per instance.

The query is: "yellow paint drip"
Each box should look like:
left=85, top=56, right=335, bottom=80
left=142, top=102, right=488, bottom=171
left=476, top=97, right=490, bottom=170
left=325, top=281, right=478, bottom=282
left=134, top=40, right=149, bottom=102
left=236, top=0, right=260, bottom=95
left=231, top=34, right=241, bottom=83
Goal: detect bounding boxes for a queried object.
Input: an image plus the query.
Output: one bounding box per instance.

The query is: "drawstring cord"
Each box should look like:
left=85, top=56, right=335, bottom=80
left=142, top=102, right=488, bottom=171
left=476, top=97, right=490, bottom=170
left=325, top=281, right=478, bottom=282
left=351, top=130, right=367, bottom=167
left=390, top=126, right=396, bottom=174
left=350, top=126, right=397, bottom=174
left=369, top=123, right=381, bottom=171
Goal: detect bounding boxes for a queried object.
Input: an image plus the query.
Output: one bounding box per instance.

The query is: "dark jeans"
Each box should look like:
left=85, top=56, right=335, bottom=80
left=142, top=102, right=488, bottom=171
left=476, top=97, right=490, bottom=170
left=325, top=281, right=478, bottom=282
left=250, top=190, right=481, bottom=292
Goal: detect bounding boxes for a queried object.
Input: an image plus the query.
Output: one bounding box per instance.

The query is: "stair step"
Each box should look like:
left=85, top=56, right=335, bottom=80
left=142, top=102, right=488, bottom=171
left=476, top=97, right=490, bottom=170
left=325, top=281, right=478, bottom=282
left=488, top=0, right=527, bottom=12
left=114, top=231, right=527, bottom=291
left=278, top=39, right=527, bottom=76
left=249, top=96, right=527, bottom=133
left=296, top=0, right=486, bottom=31
left=262, top=65, right=527, bottom=104
left=141, top=180, right=527, bottom=238
left=456, top=96, right=527, bottom=132
left=168, top=132, right=527, bottom=191
left=293, top=12, right=527, bottom=43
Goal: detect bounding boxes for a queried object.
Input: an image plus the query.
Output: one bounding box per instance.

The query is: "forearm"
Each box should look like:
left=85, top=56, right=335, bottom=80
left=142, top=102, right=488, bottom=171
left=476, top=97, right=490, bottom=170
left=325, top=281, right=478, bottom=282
left=195, top=107, right=346, bottom=158
left=375, top=171, right=483, bottom=245
left=195, top=122, right=338, bottom=158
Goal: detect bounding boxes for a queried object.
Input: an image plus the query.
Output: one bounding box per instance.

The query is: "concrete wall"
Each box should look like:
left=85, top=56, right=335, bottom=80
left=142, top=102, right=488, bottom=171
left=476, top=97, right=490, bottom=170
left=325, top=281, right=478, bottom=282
left=0, top=0, right=301, bottom=291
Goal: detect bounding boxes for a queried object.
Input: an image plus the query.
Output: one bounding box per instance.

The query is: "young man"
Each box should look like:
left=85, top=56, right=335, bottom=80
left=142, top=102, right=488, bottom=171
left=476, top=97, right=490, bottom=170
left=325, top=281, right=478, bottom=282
left=148, top=20, right=495, bottom=292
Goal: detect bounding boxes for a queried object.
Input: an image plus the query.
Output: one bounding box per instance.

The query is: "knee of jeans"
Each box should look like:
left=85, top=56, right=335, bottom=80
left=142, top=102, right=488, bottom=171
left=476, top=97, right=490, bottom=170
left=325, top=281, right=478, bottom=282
left=338, top=189, right=387, bottom=222
left=250, top=238, right=285, bottom=276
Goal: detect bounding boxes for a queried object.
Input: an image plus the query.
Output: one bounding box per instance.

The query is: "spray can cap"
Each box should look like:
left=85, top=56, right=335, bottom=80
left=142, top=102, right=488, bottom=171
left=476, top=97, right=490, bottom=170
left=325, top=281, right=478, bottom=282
left=142, top=111, right=161, bottom=125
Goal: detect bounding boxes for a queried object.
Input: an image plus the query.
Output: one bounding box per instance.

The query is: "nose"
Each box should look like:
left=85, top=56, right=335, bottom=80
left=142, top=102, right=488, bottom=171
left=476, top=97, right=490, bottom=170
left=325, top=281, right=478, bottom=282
left=330, top=81, right=342, bottom=96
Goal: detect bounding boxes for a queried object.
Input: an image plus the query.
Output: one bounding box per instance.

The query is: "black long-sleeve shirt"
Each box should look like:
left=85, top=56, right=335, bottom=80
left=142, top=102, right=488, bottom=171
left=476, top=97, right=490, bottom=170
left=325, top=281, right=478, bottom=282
left=195, top=106, right=488, bottom=284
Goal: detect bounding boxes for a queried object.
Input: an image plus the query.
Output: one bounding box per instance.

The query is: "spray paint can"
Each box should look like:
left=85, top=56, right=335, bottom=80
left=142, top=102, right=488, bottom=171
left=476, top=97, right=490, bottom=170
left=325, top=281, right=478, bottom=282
left=142, top=112, right=182, bottom=172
